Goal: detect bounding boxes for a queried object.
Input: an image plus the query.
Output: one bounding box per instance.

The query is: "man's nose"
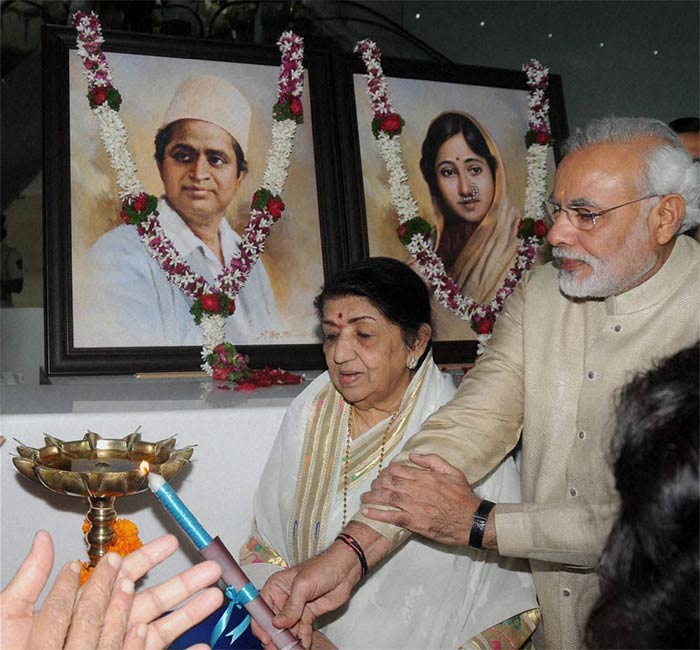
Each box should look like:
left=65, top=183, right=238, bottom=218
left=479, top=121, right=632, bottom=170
left=189, top=155, right=210, bottom=179
left=547, top=210, right=578, bottom=247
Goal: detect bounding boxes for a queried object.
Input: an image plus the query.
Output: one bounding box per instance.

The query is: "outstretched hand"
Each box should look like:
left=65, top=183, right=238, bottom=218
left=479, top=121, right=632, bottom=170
left=360, top=452, right=481, bottom=546
left=0, top=530, right=223, bottom=650
left=119, top=534, right=223, bottom=648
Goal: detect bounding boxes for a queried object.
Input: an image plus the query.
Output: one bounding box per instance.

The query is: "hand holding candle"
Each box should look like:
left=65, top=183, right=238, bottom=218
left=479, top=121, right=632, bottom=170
left=146, top=468, right=301, bottom=650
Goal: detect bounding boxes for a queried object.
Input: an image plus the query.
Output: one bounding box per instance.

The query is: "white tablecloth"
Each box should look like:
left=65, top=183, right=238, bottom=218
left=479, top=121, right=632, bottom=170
left=0, top=375, right=312, bottom=599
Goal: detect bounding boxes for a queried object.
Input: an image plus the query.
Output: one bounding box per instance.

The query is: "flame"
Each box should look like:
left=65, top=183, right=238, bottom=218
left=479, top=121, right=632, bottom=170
left=140, top=461, right=150, bottom=474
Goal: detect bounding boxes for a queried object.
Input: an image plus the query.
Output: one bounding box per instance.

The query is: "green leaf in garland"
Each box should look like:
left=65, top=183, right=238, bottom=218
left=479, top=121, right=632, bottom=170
left=106, top=86, right=122, bottom=111
left=189, top=298, right=205, bottom=325
left=144, top=193, right=158, bottom=217
left=251, top=188, right=273, bottom=211
left=397, top=216, right=432, bottom=245
left=518, top=217, right=536, bottom=239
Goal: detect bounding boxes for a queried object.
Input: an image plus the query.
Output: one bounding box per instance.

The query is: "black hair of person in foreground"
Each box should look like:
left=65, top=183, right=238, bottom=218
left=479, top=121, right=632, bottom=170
left=586, top=341, right=699, bottom=649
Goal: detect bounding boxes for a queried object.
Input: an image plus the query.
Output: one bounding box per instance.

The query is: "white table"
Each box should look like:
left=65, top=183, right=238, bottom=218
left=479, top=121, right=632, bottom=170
left=0, top=374, right=313, bottom=599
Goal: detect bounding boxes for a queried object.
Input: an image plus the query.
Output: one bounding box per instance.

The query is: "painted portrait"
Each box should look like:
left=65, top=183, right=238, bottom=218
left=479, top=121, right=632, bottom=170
left=353, top=73, right=557, bottom=342
left=69, top=51, right=324, bottom=349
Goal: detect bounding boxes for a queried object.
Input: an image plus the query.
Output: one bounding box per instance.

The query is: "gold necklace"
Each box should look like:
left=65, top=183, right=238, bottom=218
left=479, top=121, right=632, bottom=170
left=342, top=405, right=400, bottom=528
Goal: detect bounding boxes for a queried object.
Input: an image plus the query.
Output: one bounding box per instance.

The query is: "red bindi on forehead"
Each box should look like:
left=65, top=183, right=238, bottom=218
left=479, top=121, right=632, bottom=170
left=337, top=312, right=344, bottom=328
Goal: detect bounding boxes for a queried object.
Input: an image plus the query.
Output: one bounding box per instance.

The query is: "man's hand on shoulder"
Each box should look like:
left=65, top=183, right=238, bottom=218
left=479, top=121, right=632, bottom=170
left=360, top=452, right=484, bottom=547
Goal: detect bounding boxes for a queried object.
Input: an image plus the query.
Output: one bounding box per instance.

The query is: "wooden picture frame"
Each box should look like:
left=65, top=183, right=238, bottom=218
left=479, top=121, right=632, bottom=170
left=43, top=25, right=344, bottom=375
left=333, top=53, right=568, bottom=363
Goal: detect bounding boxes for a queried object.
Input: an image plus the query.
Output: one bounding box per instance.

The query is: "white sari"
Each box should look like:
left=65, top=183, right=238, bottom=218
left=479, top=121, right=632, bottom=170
left=241, top=356, right=537, bottom=649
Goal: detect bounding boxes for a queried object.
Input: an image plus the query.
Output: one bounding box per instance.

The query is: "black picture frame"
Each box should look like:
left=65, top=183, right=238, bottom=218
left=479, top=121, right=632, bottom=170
left=332, top=53, right=568, bottom=364
left=43, top=25, right=344, bottom=375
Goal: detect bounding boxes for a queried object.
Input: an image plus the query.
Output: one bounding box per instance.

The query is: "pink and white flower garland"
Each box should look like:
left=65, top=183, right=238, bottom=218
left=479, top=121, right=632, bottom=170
left=354, top=40, right=551, bottom=349
left=73, top=12, right=305, bottom=375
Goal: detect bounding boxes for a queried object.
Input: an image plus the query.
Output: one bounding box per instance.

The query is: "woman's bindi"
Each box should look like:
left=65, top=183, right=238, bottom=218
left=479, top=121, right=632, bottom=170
left=337, top=313, right=344, bottom=328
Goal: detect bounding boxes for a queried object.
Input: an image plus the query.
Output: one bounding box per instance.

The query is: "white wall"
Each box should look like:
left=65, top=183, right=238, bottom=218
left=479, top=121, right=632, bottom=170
left=0, top=307, right=44, bottom=384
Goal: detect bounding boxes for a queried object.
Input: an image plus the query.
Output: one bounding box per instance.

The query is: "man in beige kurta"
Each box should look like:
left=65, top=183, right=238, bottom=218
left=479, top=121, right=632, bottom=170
left=357, top=236, right=699, bottom=648
left=252, top=117, right=700, bottom=650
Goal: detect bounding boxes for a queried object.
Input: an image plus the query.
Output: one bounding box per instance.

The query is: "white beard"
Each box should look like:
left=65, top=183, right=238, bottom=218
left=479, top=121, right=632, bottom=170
left=553, top=217, right=658, bottom=298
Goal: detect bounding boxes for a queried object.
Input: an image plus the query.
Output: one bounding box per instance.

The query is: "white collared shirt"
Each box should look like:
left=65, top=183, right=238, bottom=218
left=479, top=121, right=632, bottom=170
left=77, top=198, right=283, bottom=347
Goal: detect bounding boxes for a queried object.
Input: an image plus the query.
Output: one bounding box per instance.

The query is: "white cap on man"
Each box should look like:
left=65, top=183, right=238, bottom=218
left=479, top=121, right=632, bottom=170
left=161, top=75, right=251, bottom=154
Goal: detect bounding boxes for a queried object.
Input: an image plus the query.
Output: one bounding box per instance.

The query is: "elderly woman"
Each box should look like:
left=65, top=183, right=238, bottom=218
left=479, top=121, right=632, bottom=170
left=241, top=257, right=538, bottom=649
left=420, top=112, right=523, bottom=304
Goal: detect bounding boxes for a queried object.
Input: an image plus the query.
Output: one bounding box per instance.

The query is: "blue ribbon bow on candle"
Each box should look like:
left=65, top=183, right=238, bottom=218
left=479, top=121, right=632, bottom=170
left=210, top=582, right=260, bottom=648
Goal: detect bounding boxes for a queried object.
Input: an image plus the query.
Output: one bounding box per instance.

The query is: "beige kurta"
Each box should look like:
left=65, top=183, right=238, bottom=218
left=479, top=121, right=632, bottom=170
left=356, top=234, right=700, bottom=649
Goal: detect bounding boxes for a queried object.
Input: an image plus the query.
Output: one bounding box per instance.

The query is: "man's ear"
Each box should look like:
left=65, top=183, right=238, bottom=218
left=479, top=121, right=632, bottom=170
left=651, top=194, right=685, bottom=244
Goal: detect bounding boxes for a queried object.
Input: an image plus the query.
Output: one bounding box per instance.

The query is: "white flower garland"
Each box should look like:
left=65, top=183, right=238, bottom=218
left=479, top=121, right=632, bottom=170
left=354, top=41, right=552, bottom=349
left=73, top=12, right=305, bottom=375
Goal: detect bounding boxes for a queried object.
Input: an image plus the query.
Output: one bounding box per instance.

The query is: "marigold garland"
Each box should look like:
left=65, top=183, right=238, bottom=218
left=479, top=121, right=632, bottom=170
left=79, top=517, right=143, bottom=585
left=73, top=12, right=305, bottom=383
left=354, top=41, right=552, bottom=348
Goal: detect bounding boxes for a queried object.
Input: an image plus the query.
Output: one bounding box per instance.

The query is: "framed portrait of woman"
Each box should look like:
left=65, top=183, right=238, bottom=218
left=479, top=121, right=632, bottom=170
left=43, top=26, right=344, bottom=375
left=333, top=54, right=568, bottom=363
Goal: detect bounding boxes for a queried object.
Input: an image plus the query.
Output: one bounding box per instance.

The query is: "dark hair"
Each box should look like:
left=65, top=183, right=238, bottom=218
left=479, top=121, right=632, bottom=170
left=669, top=116, right=700, bottom=135
left=314, top=257, right=432, bottom=363
left=586, top=342, right=699, bottom=649
left=419, top=112, right=497, bottom=200
left=153, top=119, right=248, bottom=174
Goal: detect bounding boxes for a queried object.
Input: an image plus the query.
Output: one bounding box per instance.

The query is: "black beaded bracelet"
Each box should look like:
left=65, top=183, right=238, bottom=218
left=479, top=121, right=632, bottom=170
left=335, top=533, right=368, bottom=578
left=469, top=499, right=496, bottom=550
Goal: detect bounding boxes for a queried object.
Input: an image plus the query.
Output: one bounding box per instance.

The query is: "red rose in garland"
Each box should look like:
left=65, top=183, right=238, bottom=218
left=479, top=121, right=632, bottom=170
left=212, top=367, right=229, bottom=381
left=200, top=293, right=221, bottom=313
left=533, top=220, right=549, bottom=238
left=133, top=193, right=148, bottom=212
left=290, top=97, right=303, bottom=117
left=381, top=113, right=402, bottom=134
left=91, top=87, right=107, bottom=105
left=267, top=197, right=285, bottom=219
left=474, top=316, right=496, bottom=335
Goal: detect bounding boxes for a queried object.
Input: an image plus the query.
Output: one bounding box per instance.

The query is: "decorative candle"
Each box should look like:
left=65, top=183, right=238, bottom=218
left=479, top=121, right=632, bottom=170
left=147, top=471, right=301, bottom=650
left=147, top=472, right=212, bottom=549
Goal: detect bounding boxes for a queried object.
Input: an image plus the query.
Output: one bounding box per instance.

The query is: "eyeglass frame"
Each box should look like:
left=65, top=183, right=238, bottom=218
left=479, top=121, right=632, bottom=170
left=542, top=194, right=661, bottom=231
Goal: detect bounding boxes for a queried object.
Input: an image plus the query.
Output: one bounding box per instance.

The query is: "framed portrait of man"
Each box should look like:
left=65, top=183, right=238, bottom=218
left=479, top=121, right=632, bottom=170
left=43, top=26, right=343, bottom=374
left=333, top=55, right=568, bottom=362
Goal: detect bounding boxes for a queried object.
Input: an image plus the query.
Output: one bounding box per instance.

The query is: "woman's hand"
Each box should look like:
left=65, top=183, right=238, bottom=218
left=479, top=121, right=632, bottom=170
left=0, top=530, right=223, bottom=650
left=360, top=452, right=482, bottom=546
left=251, top=543, right=363, bottom=649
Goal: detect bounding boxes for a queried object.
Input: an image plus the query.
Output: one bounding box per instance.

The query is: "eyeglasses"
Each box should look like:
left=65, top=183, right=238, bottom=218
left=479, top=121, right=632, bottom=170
left=542, top=194, right=660, bottom=231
